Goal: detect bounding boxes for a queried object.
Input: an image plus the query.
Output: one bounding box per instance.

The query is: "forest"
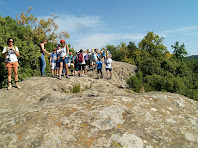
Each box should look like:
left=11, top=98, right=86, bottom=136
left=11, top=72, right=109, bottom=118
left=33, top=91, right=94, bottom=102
left=0, top=10, right=197, bottom=101
left=107, top=32, right=198, bottom=101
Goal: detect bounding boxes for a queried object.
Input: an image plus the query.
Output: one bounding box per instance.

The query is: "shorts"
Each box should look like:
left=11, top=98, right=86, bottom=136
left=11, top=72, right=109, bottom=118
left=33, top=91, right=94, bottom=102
left=74, top=65, right=78, bottom=71
left=78, top=64, right=85, bottom=71
left=97, top=69, right=102, bottom=74
left=51, top=62, right=56, bottom=69
left=6, top=61, right=19, bottom=68
left=60, top=57, right=69, bottom=64
left=106, top=68, right=112, bottom=71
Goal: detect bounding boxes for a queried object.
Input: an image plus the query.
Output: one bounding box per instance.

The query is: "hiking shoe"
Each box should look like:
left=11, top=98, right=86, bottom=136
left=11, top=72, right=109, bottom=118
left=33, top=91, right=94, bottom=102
left=7, top=83, right=12, bottom=90
left=66, top=76, right=70, bottom=79
left=41, top=75, right=46, bottom=77
left=15, top=82, right=21, bottom=89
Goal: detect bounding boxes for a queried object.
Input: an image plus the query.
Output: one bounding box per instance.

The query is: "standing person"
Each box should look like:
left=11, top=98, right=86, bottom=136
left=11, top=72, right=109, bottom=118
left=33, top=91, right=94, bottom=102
left=84, top=50, right=89, bottom=71
left=55, top=44, right=61, bottom=78
left=73, top=52, right=78, bottom=76
left=92, top=51, right=97, bottom=70
left=50, top=48, right=57, bottom=77
left=104, top=55, right=113, bottom=79
left=39, top=39, right=51, bottom=77
left=58, top=39, right=69, bottom=79
left=2, top=38, right=21, bottom=90
left=105, top=49, right=111, bottom=58
left=102, top=49, right=106, bottom=62
left=68, top=52, right=74, bottom=76
left=96, top=58, right=103, bottom=79
left=78, top=49, right=85, bottom=77
left=88, top=50, right=92, bottom=69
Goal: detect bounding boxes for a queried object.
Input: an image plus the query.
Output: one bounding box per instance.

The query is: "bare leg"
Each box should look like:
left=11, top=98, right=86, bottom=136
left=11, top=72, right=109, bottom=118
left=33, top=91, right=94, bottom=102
left=7, top=67, right=12, bottom=82
left=110, top=70, right=112, bottom=79
left=65, top=63, right=68, bottom=77
left=51, top=69, right=54, bottom=76
left=13, top=67, right=19, bottom=81
left=59, top=62, right=63, bottom=79
left=107, top=70, right=109, bottom=78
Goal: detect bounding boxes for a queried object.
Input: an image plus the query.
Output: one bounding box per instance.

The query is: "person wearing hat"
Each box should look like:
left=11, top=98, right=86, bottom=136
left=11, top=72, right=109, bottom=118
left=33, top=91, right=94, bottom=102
left=58, top=39, right=70, bottom=79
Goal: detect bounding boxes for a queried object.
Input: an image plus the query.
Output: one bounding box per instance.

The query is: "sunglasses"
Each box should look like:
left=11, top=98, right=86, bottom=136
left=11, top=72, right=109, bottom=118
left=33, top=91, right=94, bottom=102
left=9, top=41, right=14, bottom=43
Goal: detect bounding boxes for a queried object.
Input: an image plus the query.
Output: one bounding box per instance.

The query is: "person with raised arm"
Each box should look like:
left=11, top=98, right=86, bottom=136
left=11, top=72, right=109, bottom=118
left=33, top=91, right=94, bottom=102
left=39, top=39, right=51, bottom=77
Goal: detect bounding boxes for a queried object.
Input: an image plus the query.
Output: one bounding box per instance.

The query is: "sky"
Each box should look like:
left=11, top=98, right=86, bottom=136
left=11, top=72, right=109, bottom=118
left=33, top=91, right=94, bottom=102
left=0, top=0, right=198, bottom=55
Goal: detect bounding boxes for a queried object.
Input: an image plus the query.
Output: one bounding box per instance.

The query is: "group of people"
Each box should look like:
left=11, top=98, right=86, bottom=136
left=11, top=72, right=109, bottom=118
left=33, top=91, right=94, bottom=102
left=1, top=38, right=113, bottom=90
left=48, top=39, right=113, bottom=80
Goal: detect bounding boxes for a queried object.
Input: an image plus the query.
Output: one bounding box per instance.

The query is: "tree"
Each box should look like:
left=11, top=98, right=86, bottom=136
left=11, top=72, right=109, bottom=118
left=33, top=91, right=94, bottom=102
left=138, top=32, right=167, bottom=57
left=0, top=7, right=71, bottom=88
left=16, top=7, right=70, bottom=43
left=171, top=41, right=187, bottom=60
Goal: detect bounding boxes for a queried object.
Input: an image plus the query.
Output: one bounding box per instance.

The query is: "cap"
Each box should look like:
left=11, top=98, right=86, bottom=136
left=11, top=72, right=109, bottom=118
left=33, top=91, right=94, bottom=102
left=60, top=39, right=65, bottom=43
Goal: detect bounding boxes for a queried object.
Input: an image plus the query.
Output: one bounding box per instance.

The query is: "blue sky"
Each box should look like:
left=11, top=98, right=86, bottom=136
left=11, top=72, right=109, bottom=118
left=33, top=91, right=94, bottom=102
left=0, top=0, right=198, bottom=55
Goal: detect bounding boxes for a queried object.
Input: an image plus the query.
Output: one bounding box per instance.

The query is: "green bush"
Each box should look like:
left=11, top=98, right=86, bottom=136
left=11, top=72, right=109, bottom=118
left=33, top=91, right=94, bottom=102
left=72, top=84, right=81, bottom=93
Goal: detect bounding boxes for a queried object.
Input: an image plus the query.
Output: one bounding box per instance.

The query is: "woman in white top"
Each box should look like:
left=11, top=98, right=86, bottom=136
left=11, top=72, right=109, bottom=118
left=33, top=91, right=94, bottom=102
left=1, top=38, right=21, bottom=90
left=59, top=39, right=69, bottom=79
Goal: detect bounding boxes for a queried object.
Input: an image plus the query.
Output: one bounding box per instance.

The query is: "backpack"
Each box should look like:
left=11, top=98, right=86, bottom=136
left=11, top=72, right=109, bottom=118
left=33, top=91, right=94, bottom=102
left=78, top=53, right=84, bottom=62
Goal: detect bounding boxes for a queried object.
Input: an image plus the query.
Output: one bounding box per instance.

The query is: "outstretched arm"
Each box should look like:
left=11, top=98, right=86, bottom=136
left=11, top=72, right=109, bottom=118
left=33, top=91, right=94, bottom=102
left=41, top=43, right=51, bottom=55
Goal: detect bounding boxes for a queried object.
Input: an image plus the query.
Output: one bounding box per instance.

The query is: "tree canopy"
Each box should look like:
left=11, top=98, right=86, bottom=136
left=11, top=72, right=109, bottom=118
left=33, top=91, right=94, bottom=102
left=107, top=32, right=197, bottom=101
left=0, top=8, right=71, bottom=88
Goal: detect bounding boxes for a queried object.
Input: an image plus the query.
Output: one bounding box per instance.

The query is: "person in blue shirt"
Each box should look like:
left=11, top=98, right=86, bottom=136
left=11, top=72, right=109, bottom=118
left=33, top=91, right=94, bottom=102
left=50, top=48, right=58, bottom=77
left=96, top=58, right=103, bottom=79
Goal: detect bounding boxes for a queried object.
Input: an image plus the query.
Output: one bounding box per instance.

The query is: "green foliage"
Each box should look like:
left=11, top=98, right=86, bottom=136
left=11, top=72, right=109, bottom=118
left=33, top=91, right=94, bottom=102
left=127, top=71, right=143, bottom=92
left=71, top=84, right=81, bottom=93
left=187, top=55, right=198, bottom=61
left=138, top=32, right=167, bottom=57
left=106, top=31, right=198, bottom=101
left=172, top=41, right=187, bottom=59
left=0, top=16, right=56, bottom=88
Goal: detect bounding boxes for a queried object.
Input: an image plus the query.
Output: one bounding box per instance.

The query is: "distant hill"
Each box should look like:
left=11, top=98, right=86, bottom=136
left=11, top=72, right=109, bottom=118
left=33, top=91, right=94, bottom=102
left=187, top=55, right=198, bottom=61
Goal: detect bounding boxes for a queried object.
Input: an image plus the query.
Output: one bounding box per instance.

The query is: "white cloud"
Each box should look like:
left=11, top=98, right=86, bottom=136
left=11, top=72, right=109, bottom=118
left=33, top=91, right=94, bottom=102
left=38, top=14, right=144, bottom=50
left=54, top=14, right=102, bottom=33
left=164, top=26, right=198, bottom=33
left=38, top=14, right=102, bottom=33
left=74, top=33, right=144, bottom=50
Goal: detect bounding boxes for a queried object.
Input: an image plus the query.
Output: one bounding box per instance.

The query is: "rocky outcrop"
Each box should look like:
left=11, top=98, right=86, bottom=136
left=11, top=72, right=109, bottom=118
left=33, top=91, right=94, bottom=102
left=0, top=61, right=197, bottom=148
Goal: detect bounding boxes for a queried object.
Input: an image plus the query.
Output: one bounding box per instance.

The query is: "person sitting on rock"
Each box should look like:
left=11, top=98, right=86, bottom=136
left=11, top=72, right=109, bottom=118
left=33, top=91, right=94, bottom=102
left=104, top=55, right=113, bottom=79
left=96, top=58, right=103, bottom=79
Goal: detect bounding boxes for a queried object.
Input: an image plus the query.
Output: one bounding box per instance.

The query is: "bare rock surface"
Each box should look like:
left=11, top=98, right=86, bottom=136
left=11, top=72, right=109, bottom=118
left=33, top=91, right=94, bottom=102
left=0, top=61, right=198, bottom=148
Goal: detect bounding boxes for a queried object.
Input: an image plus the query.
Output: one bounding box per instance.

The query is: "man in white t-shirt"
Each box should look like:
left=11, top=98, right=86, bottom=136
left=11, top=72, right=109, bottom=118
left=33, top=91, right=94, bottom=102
left=104, top=55, right=113, bottom=79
